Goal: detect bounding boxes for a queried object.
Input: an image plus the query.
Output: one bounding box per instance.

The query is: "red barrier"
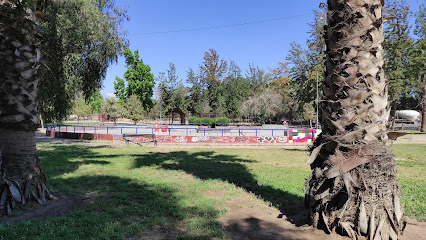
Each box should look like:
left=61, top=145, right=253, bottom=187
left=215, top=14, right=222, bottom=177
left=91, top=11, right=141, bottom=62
left=122, top=135, right=290, bottom=144
left=46, top=130, right=113, bottom=141
left=46, top=129, right=319, bottom=145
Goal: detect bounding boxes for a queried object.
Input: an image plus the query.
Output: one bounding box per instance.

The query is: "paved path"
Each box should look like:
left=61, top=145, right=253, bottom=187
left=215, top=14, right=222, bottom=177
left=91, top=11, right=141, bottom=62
left=36, top=128, right=98, bottom=145
left=390, top=132, right=426, bottom=144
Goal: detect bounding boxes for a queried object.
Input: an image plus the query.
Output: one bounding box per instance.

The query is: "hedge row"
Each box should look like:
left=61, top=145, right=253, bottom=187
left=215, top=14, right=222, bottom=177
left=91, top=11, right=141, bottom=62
left=188, top=117, right=231, bottom=127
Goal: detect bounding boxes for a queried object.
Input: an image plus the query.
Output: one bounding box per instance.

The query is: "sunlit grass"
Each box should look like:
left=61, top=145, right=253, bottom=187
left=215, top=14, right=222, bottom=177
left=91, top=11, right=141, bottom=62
left=391, top=144, right=426, bottom=221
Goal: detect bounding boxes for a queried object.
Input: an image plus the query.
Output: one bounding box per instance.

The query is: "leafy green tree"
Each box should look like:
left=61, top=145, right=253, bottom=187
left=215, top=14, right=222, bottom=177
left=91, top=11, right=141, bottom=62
left=285, top=8, right=326, bottom=118
left=119, top=48, right=155, bottom=112
left=306, top=8, right=326, bottom=70
left=73, top=97, right=93, bottom=122
left=200, top=49, right=228, bottom=112
left=286, top=41, right=310, bottom=114
left=157, top=73, right=172, bottom=119
left=102, top=97, right=125, bottom=122
left=219, top=61, right=251, bottom=118
left=304, top=9, right=326, bottom=110
left=186, top=68, right=205, bottom=117
left=156, top=72, right=167, bottom=120
left=125, top=94, right=145, bottom=124
left=245, top=63, right=270, bottom=94
left=166, top=62, right=181, bottom=115
left=38, top=0, right=128, bottom=123
left=114, top=76, right=127, bottom=103
left=157, top=63, right=189, bottom=123
left=172, top=84, right=190, bottom=123
left=384, top=0, right=415, bottom=112
left=270, top=62, right=296, bottom=120
left=410, top=3, right=426, bottom=131
left=302, top=102, right=316, bottom=128
left=86, top=90, right=104, bottom=114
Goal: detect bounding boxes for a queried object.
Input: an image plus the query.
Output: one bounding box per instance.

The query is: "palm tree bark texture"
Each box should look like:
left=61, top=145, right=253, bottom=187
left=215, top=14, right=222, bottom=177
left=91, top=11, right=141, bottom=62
left=305, top=0, right=406, bottom=239
left=0, top=0, right=52, bottom=215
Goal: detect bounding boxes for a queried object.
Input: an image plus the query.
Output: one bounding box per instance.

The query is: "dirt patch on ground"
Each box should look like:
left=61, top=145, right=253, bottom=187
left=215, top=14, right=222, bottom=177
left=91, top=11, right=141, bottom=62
left=219, top=195, right=346, bottom=240
left=0, top=191, right=106, bottom=226
left=0, top=196, right=83, bottom=226
left=218, top=193, right=426, bottom=240
left=204, top=190, right=228, bottom=199
left=403, top=218, right=426, bottom=240
left=139, top=225, right=182, bottom=240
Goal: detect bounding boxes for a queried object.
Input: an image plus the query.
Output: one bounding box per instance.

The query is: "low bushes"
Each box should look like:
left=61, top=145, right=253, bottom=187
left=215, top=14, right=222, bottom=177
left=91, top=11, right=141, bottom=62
left=188, top=117, right=231, bottom=128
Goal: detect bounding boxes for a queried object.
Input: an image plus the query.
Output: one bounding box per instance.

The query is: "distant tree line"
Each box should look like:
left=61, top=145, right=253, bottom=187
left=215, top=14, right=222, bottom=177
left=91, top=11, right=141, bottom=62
left=69, top=0, right=425, bottom=129
left=151, top=0, right=425, bottom=128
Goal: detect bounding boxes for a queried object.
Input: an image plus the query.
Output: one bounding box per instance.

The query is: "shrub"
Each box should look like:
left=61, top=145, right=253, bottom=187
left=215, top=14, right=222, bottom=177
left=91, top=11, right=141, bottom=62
left=215, top=117, right=231, bottom=126
left=188, top=116, right=231, bottom=128
left=201, top=118, right=213, bottom=127
left=188, top=117, right=201, bottom=124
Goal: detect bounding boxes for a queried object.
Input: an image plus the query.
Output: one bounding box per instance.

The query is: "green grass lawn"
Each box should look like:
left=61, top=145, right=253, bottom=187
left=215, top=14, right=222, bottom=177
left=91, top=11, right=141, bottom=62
left=391, top=144, right=426, bottom=221
left=0, top=143, right=424, bottom=239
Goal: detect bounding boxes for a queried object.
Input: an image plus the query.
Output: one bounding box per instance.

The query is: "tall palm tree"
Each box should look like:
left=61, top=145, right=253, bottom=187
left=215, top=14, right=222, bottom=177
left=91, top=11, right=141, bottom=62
left=0, top=0, right=51, bottom=214
left=306, top=0, right=406, bottom=239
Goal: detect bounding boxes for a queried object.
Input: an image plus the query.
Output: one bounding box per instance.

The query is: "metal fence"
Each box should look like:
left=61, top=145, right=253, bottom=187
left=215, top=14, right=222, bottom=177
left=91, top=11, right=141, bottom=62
left=46, top=123, right=317, bottom=137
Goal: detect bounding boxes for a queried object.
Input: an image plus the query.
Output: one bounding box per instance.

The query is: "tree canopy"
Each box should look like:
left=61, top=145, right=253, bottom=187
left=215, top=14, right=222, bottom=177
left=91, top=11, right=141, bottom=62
left=38, top=0, right=128, bottom=123
left=385, top=0, right=415, bottom=109
left=114, top=48, right=155, bottom=113
left=125, top=94, right=145, bottom=124
left=102, top=97, right=125, bottom=122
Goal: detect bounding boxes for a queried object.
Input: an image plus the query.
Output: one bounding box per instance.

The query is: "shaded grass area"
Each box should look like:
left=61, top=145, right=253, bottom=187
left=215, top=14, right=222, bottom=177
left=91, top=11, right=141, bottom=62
left=0, top=143, right=424, bottom=239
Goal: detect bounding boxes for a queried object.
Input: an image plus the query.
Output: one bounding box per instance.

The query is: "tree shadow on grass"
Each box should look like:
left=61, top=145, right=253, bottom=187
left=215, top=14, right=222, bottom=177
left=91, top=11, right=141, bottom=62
left=1, top=144, right=227, bottom=239
left=0, top=175, right=224, bottom=239
left=132, top=150, right=308, bottom=225
left=36, top=144, right=309, bottom=228
left=281, top=148, right=309, bottom=152
left=37, top=144, right=112, bottom=177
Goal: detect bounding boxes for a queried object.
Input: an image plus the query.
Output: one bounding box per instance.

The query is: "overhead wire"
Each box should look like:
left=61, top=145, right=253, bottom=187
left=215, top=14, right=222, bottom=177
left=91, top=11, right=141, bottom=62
left=129, top=13, right=311, bottom=35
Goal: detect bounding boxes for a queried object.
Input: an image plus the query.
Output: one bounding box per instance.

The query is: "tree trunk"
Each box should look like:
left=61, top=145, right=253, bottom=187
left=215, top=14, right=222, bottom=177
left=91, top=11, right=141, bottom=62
left=305, top=1, right=406, bottom=239
left=180, top=113, right=185, bottom=124
left=39, top=114, right=44, bottom=129
left=0, top=1, right=51, bottom=215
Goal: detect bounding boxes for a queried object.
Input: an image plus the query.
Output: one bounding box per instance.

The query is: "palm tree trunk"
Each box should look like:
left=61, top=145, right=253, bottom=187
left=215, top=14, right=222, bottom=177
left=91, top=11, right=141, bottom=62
left=0, top=1, right=51, bottom=215
left=305, top=0, right=406, bottom=239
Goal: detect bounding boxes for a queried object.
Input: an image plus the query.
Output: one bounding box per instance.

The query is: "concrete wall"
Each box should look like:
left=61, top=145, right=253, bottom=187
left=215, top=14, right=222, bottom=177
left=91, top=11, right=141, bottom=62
left=46, top=128, right=321, bottom=145
left=46, top=130, right=113, bottom=141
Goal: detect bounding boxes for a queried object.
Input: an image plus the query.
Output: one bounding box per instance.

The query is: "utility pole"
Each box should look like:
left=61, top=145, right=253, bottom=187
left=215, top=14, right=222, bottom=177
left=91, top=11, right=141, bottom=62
left=316, top=69, right=319, bottom=129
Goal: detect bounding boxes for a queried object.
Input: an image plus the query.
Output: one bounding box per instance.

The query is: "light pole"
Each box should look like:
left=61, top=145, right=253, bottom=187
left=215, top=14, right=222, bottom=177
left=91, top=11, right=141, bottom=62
left=316, top=68, right=319, bottom=129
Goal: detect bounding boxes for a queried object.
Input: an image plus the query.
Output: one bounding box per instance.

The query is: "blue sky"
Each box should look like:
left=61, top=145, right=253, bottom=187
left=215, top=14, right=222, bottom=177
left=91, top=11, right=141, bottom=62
left=101, top=0, right=423, bottom=99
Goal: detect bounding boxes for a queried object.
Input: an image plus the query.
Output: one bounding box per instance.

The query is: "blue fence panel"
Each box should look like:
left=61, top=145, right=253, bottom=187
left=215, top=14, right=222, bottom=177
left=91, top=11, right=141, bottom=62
left=46, top=123, right=321, bottom=138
